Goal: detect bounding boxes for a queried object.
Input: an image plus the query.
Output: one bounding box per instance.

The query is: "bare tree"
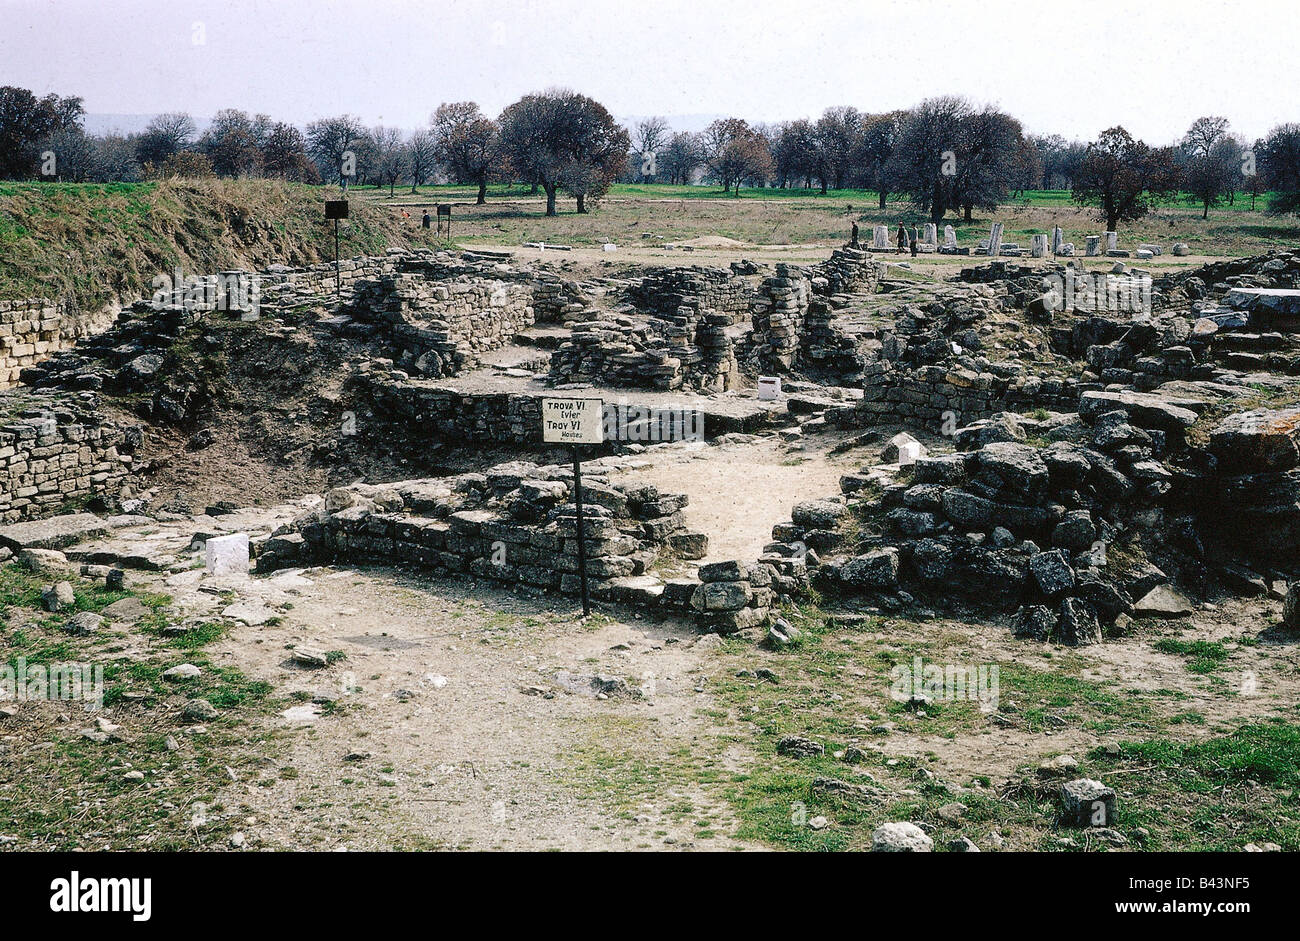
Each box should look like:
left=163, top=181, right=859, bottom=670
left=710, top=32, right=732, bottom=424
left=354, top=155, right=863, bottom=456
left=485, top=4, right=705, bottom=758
left=883, top=96, right=972, bottom=223
left=261, top=122, right=316, bottom=181
left=857, top=112, right=903, bottom=207
left=369, top=125, right=408, bottom=197
left=701, top=118, right=772, bottom=194
left=200, top=109, right=262, bottom=177
left=659, top=131, right=701, bottom=185
left=407, top=129, right=437, bottom=193
left=1261, top=123, right=1300, bottom=216
left=814, top=106, right=862, bottom=192
left=305, top=114, right=366, bottom=187
left=136, top=111, right=197, bottom=166
left=1180, top=116, right=1236, bottom=218
left=1072, top=126, right=1179, bottom=231
left=431, top=102, right=500, bottom=204
left=633, top=116, right=669, bottom=182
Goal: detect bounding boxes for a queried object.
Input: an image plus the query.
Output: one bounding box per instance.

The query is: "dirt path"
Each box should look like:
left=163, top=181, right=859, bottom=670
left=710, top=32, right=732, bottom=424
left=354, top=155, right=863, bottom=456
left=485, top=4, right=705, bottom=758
left=613, top=435, right=862, bottom=563
left=210, top=568, right=756, bottom=851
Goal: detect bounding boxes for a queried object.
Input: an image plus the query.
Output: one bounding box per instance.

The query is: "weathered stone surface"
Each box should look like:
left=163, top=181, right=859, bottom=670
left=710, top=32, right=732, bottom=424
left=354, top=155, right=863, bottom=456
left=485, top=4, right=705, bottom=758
left=942, top=490, right=1051, bottom=532
left=882, top=432, right=926, bottom=464
left=0, top=513, right=108, bottom=551
left=1060, top=778, right=1117, bottom=827
left=64, top=611, right=104, bottom=635
left=691, top=580, right=753, bottom=612
left=1030, top=549, right=1076, bottom=597
left=1209, top=408, right=1300, bottom=473
left=791, top=499, right=847, bottom=529
left=975, top=442, right=1050, bottom=500
left=776, top=735, right=824, bottom=758
left=1134, top=585, right=1193, bottom=618
left=1052, top=510, right=1097, bottom=552
left=871, top=822, right=933, bottom=852
left=181, top=699, right=219, bottom=722
left=1013, top=604, right=1058, bottom=640
left=42, top=580, right=75, bottom=612
left=1079, top=390, right=1198, bottom=431
left=205, top=532, right=250, bottom=577
left=1058, top=598, right=1101, bottom=646
left=839, top=547, right=900, bottom=589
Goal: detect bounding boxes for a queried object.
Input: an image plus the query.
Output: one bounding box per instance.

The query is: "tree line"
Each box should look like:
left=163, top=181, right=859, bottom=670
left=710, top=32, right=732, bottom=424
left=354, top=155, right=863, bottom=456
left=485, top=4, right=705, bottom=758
left=2, top=84, right=1299, bottom=225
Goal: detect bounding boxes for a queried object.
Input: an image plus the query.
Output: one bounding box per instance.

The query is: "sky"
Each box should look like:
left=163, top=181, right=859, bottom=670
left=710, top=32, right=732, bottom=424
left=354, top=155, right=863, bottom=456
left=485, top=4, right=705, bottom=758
left=2, top=0, right=1297, bottom=144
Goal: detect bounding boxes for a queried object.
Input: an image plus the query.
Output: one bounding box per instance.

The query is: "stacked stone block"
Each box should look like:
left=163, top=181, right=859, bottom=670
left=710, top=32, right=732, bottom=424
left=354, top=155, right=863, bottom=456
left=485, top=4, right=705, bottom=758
left=0, top=407, right=136, bottom=522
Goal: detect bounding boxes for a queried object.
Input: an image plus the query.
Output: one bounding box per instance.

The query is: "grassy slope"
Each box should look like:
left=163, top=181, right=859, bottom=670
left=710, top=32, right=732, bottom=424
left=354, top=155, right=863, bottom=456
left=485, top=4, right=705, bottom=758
left=0, top=179, right=447, bottom=312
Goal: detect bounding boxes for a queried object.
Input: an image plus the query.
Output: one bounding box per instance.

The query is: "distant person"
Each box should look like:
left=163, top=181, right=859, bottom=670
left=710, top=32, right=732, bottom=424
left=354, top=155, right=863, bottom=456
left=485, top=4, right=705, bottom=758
left=896, top=224, right=907, bottom=254
left=910, top=227, right=919, bottom=257
left=850, top=221, right=860, bottom=248
left=422, top=210, right=431, bottom=229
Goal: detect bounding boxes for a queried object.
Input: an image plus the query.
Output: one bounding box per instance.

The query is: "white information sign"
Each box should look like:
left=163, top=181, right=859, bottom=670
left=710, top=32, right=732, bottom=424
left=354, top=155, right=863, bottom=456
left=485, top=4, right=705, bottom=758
left=542, top=397, right=604, bottom=444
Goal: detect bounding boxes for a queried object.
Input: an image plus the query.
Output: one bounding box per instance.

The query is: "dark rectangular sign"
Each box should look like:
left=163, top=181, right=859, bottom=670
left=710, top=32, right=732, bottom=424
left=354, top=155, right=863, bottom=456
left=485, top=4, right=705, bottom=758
left=325, top=200, right=349, bottom=220
left=437, top=204, right=452, bottom=216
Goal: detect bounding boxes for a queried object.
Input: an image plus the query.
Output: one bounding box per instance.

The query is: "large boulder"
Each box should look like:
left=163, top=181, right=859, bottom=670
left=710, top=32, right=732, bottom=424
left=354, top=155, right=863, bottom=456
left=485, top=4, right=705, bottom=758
left=941, top=489, right=1052, bottom=533
left=1029, top=549, right=1076, bottom=597
left=691, top=580, right=753, bottom=612
left=1079, top=389, right=1199, bottom=432
left=974, top=442, right=1051, bottom=500
left=1060, top=778, right=1117, bottom=827
left=871, top=822, right=933, bottom=852
left=1052, top=510, right=1097, bottom=552
left=882, top=432, right=927, bottom=464
left=1012, top=604, right=1058, bottom=640
left=1133, top=585, right=1193, bottom=618
left=1058, top=598, right=1102, bottom=646
left=791, top=499, right=848, bottom=530
left=1209, top=408, right=1300, bottom=474
left=839, top=548, right=900, bottom=589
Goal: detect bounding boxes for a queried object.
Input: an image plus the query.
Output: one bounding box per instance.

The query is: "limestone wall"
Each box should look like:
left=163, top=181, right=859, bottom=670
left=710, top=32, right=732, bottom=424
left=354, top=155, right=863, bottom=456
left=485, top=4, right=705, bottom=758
left=627, top=267, right=753, bottom=324
left=351, top=273, right=534, bottom=377
left=0, top=299, right=113, bottom=389
left=0, top=406, right=136, bottom=523
left=839, top=361, right=1081, bottom=431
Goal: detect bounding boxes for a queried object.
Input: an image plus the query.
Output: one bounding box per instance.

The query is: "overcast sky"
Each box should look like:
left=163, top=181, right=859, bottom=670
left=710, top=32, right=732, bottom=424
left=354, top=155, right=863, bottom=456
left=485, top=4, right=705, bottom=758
left=3, top=0, right=1296, bottom=143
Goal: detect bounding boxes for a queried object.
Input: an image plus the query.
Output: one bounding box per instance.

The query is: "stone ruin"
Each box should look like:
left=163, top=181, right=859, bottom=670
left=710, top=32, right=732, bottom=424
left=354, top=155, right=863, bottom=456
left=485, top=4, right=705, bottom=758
left=2, top=237, right=1299, bottom=643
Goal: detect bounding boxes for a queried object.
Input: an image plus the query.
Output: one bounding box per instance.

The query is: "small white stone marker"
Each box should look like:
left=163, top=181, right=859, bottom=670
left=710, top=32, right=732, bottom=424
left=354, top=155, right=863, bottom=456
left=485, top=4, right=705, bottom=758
left=896, top=441, right=923, bottom=466
left=205, top=532, right=250, bottom=576
left=757, top=376, right=782, bottom=400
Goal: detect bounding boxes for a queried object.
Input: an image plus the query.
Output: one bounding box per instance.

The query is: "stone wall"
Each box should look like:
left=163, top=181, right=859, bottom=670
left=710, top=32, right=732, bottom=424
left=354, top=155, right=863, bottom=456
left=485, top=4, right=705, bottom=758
left=0, top=403, right=137, bottom=523
left=549, top=310, right=738, bottom=393
left=256, top=464, right=703, bottom=597
left=837, top=360, right=1082, bottom=432
left=749, top=266, right=810, bottom=370
left=0, top=299, right=114, bottom=389
left=626, top=267, right=753, bottom=324
left=350, top=273, right=534, bottom=377
left=350, top=376, right=754, bottom=448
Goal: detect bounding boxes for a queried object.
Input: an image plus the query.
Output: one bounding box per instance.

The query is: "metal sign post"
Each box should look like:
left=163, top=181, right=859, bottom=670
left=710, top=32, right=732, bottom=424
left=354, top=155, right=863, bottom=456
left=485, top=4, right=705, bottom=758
left=325, top=200, right=350, bottom=301
left=437, top=203, right=451, bottom=243
left=542, top=397, right=604, bottom=617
